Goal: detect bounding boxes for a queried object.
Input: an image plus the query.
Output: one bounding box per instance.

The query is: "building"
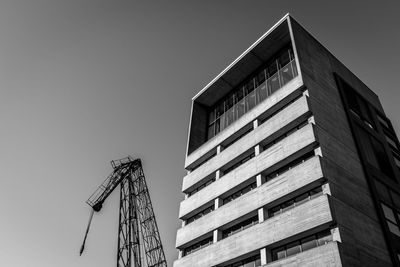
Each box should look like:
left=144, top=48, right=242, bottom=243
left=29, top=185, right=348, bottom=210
left=173, top=14, right=400, bottom=267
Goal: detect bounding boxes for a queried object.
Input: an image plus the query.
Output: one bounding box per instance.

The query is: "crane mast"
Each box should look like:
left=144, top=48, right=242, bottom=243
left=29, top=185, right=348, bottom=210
left=81, top=156, right=167, bottom=267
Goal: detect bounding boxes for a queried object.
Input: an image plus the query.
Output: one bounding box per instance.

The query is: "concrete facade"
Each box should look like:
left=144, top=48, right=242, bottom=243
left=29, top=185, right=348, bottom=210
left=174, top=14, right=400, bottom=267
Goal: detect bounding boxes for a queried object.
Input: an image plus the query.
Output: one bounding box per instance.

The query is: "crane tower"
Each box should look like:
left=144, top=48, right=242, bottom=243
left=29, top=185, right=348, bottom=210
left=80, top=156, right=167, bottom=267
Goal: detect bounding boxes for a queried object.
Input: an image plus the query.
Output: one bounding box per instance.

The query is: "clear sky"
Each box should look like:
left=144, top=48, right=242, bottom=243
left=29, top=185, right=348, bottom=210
left=0, top=1, right=399, bottom=266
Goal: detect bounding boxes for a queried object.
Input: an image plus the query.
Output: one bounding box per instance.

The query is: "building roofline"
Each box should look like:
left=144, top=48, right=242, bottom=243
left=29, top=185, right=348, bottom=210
left=288, top=15, right=379, bottom=99
left=192, top=13, right=291, bottom=101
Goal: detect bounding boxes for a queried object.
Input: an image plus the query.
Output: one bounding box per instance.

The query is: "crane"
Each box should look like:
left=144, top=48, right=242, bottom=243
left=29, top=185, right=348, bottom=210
left=80, top=156, right=167, bottom=267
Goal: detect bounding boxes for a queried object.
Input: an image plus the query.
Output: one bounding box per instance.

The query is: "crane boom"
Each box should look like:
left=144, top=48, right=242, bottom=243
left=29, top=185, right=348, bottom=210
left=80, top=156, right=167, bottom=267
left=86, top=157, right=141, bottom=212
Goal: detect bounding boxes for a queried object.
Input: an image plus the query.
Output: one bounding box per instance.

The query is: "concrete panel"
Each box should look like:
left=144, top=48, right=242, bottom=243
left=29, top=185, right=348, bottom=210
left=182, top=100, right=312, bottom=193
left=180, top=123, right=316, bottom=218
left=263, top=241, right=342, bottom=267
left=290, top=18, right=392, bottom=266
left=185, top=76, right=304, bottom=170
left=173, top=195, right=333, bottom=267
left=177, top=156, right=323, bottom=246
left=179, top=152, right=322, bottom=220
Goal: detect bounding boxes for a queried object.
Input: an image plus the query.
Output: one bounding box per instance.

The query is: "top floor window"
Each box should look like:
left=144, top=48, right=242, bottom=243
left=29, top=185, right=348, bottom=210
left=207, top=47, right=298, bottom=140
left=343, top=86, right=375, bottom=129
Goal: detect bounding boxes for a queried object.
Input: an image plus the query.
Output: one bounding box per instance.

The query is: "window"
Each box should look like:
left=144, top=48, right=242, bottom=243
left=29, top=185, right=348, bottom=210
left=265, top=151, right=315, bottom=182
left=183, top=236, right=213, bottom=256
left=385, top=134, right=398, bottom=149
left=374, top=179, right=392, bottom=205
left=224, top=152, right=255, bottom=174
left=356, top=125, right=394, bottom=178
left=393, top=154, right=400, bottom=172
left=286, top=241, right=301, bottom=257
left=378, top=115, right=391, bottom=131
left=207, top=47, right=298, bottom=140
left=271, top=230, right=332, bottom=262
left=268, top=186, right=323, bottom=217
left=343, top=86, right=375, bottom=129
left=223, top=181, right=257, bottom=205
left=381, top=203, right=400, bottom=237
left=224, top=254, right=261, bottom=267
left=262, top=120, right=308, bottom=151
left=187, top=177, right=215, bottom=197
left=300, top=235, right=318, bottom=251
left=222, top=215, right=259, bottom=239
left=185, top=205, right=214, bottom=225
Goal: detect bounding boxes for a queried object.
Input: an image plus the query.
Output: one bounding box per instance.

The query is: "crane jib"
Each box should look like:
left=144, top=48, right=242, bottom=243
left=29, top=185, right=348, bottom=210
left=79, top=156, right=167, bottom=267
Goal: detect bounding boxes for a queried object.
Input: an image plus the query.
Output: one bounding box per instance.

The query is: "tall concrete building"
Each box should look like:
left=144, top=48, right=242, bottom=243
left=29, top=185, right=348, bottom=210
left=174, top=14, right=400, bottom=267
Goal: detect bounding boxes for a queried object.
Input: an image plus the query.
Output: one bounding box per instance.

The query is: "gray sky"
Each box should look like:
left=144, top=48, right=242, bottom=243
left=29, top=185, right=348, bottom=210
left=0, top=1, right=399, bottom=266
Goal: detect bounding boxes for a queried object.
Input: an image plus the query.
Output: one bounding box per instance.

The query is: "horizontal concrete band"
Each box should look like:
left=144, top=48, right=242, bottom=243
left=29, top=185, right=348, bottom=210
left=182, top=96, right=311, bottom=193
left=262, top=241, right=342, bottom=267
left=174, top=194, right=333, bottom=267
left=176, top=156, right=324, bottom=246
left=185, top=76, right=304, bottom=170
left=180, top=122, right=317, bottom=219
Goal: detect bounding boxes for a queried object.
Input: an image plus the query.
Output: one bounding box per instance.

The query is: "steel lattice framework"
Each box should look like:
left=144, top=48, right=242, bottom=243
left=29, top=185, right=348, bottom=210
left=82, top=156, right=167, bottom=267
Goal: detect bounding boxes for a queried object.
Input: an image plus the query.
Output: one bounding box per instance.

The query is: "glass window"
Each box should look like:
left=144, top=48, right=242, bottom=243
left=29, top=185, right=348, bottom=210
left=295, top=193, right=309, bottom=205
left=391, top=191, right=400, bottom=210
left=268, top=60, right=278, bottom=76
left=388, top=221, right=400, bottom=236
left=358, top=127, right=380, bottom=168
left=310, top=187, right=323, bottom=199
left=279, top=50, right=291, bottom=67
left=270, top=206, right=281, bottom=217
left=226, top=94, right=234, bottom=110
left=317, top=231, right=333, bottom=246
left=257, top=82, right=268, bottom=102
left=385, top=134, right=398, bottom=149
left=236, top=98, right=246, bottom=119
left=286, top=241, right=301, bottom=256
left=358, top=97, right=374, bottom=128
left=378, top=115, right=391, bottom=130
left=215, top=119, right=221, bottom=135
left=242, top=185, right=251, bottom=194
left=301, top=235, right=317, bottom=251
left=206, top=48, right=298, bottom=141
left=246, top=90, right=257, bottom=111
left=393, top=155, right=400, bottom=168
left=382, top=203, right=397, bottom=222
left=371, top=138, right=394, bottom=178
left=344, top=88, right=359, bottom=116
left=280, top=61, right=295, bottom=85
left=268, top=72, right=280, bottom=94
left=216, top=102, right=224, bottom=117
left=236, top=87, right=245, bottom=102
left=344, top=86, right=374, bottom=128
left=205, top=49, right=300, bottom=141
left=357, top=126, right=394, bottom=178
left=225, top=108, right=235, bottom=126
left=281, top=200, right=295, bottom=212
left=208, top=110, right=215, bottom=122
left=257, top=69, right=266, bottom=86
left=244, top=79, right=255, bottom=94
left=208, top=124, right=215, bottom=139
left=374, top=180, right=392, bottom=205
left=272, top=247, right=286, bottom=261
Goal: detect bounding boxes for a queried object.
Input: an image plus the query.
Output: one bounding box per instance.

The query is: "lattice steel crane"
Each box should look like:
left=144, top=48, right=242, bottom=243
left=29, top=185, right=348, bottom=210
left=80, top=156, right=167, bottom=267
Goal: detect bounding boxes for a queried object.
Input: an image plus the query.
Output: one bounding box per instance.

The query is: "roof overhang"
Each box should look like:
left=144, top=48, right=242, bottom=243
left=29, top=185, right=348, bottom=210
left=193, top=14, right=292, bottom=107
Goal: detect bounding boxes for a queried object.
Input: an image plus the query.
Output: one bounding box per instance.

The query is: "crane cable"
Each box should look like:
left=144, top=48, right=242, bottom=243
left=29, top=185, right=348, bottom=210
left=79, top=209, right=95, bottom=256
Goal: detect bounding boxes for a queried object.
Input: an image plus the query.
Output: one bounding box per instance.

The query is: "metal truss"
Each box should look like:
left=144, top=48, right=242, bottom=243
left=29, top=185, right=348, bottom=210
left=81, top=157, right=167, bottom=267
